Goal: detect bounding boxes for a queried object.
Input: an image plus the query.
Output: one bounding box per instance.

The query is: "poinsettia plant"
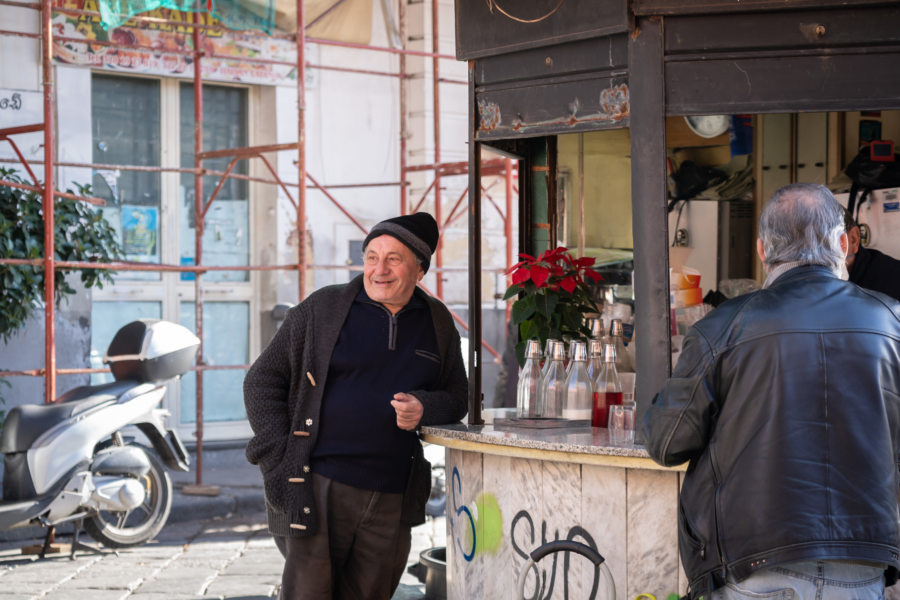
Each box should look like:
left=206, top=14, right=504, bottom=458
left=504, top=246, right=602, bottom=366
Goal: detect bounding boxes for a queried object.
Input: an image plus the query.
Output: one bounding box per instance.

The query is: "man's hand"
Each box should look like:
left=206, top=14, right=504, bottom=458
left=390, top=393, right=423, bottom=431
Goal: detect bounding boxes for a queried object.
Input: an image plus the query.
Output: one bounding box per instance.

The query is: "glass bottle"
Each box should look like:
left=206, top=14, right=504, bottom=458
left=563, top=341, right=592, bottom=421
left=565, top=339, right=578, bottom=375
left=587, top=338, right=603, bottom=380
left=541, top=339, right=559, bottom=378
left=516, top=339, right=543, bottom=418
left=541, top=340, right=567, bottom=418
left=592, top=316, right=610, bottom=348
left=609, top=319, right=634, bottom=373
left=592, top=343, right=623, bottom=428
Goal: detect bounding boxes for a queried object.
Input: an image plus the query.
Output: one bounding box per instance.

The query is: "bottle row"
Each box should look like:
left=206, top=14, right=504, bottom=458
left=516, top=333, right=631, bottom=428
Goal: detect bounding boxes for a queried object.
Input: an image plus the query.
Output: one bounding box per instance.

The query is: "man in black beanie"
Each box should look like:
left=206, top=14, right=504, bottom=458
left=244, top=212, right=467, bottom=599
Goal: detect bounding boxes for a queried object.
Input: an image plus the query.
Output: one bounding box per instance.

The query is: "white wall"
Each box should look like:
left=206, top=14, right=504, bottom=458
left=0, top=5, right=43, bottom=182
left=0, top=6, right=40, bottom=92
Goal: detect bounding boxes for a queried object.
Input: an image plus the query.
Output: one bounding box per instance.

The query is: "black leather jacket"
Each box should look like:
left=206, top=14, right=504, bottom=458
left=850, top=245, right=900, bottom=303
left=642, top=265, right=900, bottom=599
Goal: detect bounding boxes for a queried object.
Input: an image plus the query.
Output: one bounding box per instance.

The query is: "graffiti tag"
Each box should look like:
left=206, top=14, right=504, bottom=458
left=450, top=466, right=504, bottom=563
left=450, top=466, right=477, bottom=561
left=512, top=510, right=600, bottom=600
left=0, top=93, right=22, bottom=111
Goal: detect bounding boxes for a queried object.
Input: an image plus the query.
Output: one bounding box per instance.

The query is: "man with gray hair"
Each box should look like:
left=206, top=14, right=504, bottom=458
left=643, top=183, right=900, bottom=600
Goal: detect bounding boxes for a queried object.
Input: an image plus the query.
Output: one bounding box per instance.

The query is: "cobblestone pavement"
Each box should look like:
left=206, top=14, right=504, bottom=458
left=0, top=511, right=447, bottom=600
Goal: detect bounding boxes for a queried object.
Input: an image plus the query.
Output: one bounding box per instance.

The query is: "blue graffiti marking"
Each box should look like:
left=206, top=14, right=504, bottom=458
left=451, top=466, right=476, bottom=562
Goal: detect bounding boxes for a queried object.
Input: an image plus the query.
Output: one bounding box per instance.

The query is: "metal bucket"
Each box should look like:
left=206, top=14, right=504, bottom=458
left=419, top=546, right=447, bottom=600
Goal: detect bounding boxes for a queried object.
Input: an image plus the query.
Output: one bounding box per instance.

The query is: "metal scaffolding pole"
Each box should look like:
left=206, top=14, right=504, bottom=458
left=297, top=0, right=307, bottom=301
left=399, top=0, right=407, bottom=215
left=191, top=8, right=207, bottom=487
left=41, top=0, right=55, bottom=404
left=431, top=0, right=442, bottom=298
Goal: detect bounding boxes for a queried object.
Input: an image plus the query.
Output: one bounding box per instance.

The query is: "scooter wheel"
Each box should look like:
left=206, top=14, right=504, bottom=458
left=84, top=446, right=173, bottom=548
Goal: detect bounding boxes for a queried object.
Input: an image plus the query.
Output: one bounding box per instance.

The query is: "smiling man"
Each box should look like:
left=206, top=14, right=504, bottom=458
left=244, top=213, right=468, bottom=599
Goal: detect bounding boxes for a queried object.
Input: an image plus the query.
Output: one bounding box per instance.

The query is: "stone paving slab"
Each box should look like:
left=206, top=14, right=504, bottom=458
left=127, top=594, right=216, bottom=600
left=0, top=508, right=445, bottom=599
left=204, top=575, right=277, bottom=598
left=41, top=590, right=127, bottom=600
left=225, top=559, right=284, bottom=578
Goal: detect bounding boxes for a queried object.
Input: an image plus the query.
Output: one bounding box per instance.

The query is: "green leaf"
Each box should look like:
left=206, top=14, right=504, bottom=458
left=0, top=169, right=122, bottom=341
left=502, top=284, right=521, bottom=301
left=562, top=309, right=584, bottom=331
left=511, top=295, right=536, bottom=325
left=520, top=319, right=539, bottom=342
left=514, top=340, right=527, bottom=368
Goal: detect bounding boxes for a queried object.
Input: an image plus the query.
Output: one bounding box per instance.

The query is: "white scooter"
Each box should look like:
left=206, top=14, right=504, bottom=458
left=0, top=319, right=198, bottom=556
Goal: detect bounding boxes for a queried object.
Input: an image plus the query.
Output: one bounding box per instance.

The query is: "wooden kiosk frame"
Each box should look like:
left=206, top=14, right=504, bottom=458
left=459, top=0, right=900, bottom=422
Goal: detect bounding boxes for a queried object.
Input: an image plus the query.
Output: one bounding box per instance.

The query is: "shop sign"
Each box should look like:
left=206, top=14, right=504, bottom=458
left=51, top=0, right=298, bottom=86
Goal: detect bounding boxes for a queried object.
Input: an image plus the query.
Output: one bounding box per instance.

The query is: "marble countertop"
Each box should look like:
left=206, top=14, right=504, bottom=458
left=420, top=421, right=652, bottom=460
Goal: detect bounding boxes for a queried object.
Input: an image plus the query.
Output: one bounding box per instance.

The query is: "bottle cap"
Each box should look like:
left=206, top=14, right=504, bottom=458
left=603, top=343, right=617, bottom=363
left=544, top=338, right=557, bottom=358
left=572, top=341, right=587, bottom=362
left=550, top=340, right=566, bottom=361
left=525, top=339, right=541, bottom=359
left=590, top=317, right=605, bottom=339
left=589, top=339, right=603, bottom=357
left=609, top=319, right=624, bottom=337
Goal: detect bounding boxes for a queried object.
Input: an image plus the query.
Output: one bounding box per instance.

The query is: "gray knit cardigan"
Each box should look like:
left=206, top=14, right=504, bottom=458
left=243, top=275, right=468, bottom=537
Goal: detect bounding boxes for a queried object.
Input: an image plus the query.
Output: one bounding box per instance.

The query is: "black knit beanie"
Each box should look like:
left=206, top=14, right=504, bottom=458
left=362, top=213, right=439, bottom=273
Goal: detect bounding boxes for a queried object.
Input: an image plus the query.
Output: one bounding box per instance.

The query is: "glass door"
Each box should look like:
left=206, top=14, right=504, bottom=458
left=90, top=73, right=255, bottom=441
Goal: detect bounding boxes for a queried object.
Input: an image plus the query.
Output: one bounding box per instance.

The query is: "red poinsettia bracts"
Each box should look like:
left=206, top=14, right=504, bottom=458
left=504, top=246, right=602, bottom=366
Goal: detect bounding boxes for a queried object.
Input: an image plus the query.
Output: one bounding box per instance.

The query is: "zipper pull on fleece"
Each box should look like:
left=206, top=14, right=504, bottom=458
left=306, top=371, right=316, bottom=386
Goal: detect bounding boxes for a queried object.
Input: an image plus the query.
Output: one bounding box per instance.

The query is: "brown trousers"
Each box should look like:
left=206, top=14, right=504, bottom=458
left=278, top=473, right=412, bottom=600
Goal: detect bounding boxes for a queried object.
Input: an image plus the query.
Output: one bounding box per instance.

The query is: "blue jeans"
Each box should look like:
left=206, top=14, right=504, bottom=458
left=712, top=561, right=886, bottom=600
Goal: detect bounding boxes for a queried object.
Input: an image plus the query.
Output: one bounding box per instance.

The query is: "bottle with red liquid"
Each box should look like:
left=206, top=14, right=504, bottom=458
left=592, top=342, right=623, bottom=428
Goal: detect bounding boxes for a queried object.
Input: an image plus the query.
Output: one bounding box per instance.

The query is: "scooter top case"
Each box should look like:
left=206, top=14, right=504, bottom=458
left=104, top=319, right=200, bottom=383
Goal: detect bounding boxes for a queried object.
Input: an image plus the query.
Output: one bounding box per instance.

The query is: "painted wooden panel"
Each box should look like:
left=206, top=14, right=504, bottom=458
left=444, top=448, right=682, bottom=600
left=475, top=35, right=628, bottom=87
left=446, top=448, right=465, bottom=598
left=482, top=454, right=514, bottom=600
left=475, top=76, right=629, bottom=141
left=662, top=6, right=900, bottom=53
left=634, top=0, right=888, bottom=16
left=582, top=464, right=627, bottom=600
left=447, top=449, right=485, bottom=599
left=462, top=450, right=485, bottom=599
left=541, top=461, right=584, bottom=599
left=455, top=0, right=628, bottom=60
left=627, top=469, right=680, bottom=600
left=665, top=52, right=900, bottom=115
left=509, top=456, right=544, bottom=600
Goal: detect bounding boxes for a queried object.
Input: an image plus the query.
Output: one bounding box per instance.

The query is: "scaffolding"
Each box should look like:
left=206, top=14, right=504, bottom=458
left=0, top=0, right=517, bottom=484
